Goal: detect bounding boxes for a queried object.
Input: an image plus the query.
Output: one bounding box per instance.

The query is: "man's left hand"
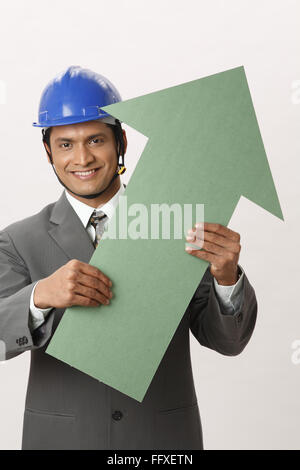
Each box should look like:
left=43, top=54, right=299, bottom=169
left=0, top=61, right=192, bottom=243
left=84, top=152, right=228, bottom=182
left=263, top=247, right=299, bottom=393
left=185, top=222, right=241, bottom=286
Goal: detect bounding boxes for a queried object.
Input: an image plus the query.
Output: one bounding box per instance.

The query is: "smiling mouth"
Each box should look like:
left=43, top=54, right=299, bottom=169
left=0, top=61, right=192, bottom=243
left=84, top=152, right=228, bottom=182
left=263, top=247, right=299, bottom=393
left=70, top=168, right=101, bottom=180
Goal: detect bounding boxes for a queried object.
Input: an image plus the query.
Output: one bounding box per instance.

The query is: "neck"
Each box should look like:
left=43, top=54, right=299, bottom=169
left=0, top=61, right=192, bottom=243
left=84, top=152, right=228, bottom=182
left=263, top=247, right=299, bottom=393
left=66, top=176, right=121, bottom=208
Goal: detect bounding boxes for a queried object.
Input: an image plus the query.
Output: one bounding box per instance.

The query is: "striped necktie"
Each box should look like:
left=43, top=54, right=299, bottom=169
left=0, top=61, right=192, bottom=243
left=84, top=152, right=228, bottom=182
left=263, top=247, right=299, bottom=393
left=89, top=209, right=108, bottom=248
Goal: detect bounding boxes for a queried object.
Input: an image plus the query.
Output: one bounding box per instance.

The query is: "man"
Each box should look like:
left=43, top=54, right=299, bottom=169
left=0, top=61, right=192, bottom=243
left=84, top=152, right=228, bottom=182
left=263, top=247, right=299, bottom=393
left=0, top=66, right=257, bottom=450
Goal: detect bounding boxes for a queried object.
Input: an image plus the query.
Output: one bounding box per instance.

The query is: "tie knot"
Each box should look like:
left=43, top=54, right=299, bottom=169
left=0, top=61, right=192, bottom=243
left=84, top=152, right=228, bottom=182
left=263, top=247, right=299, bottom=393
left=89, top=210, right=108, bottom=249
left=90, top=209, right=106, bottom=225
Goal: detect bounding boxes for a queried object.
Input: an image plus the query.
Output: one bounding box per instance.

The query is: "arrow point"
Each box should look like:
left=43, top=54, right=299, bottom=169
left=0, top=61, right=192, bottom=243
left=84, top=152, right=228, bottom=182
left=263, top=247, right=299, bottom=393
left=242, top=187, right=284, bottom=222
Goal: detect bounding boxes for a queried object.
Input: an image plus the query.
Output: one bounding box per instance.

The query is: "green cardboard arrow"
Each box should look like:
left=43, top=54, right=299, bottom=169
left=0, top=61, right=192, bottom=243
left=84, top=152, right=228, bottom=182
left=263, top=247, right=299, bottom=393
left=46, top=66, right=283, bottom=402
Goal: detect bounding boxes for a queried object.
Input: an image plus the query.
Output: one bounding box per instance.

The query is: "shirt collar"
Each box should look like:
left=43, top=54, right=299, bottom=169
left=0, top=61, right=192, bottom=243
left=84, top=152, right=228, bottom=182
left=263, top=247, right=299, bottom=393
left=65, top=182, right=126, bottom=229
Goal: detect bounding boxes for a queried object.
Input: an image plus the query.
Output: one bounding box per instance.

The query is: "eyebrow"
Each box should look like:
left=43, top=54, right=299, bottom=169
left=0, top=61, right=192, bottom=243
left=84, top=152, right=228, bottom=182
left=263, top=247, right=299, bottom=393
left=54, top=132, right=108, bottom=144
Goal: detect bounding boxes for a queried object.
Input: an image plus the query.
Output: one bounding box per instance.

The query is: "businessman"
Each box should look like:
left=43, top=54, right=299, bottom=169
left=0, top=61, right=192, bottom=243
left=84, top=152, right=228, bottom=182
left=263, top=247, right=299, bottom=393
left=0, top=66, right=257, bottom=450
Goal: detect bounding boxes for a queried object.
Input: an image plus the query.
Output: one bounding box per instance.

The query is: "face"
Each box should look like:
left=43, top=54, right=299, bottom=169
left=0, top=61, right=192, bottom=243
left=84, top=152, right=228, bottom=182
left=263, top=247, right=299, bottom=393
left=44, top=120, right=127, bottom=203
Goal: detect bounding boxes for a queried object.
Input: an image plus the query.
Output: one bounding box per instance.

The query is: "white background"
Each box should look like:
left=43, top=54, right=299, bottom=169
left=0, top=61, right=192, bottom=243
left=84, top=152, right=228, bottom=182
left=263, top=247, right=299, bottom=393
left=0, top=0, right=299, bottom=450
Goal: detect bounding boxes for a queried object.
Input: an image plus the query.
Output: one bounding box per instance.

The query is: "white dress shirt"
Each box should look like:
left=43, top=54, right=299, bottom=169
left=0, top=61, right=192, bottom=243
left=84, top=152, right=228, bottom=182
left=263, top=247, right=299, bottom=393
left=29, top=183, right=245, bottom=331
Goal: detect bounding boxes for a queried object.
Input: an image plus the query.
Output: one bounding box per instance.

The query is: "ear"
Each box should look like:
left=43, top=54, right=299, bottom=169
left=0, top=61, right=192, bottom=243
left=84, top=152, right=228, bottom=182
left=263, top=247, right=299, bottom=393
left=43, top=141, right=52, bottom=164
left=122, top=129, right=128, bottom=154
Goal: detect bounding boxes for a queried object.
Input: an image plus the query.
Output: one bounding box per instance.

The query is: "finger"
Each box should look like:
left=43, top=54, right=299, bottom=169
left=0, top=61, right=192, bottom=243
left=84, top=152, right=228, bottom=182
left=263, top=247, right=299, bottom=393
left=76, top=261, right=112, bottom=287
left=186, top=223, right=205, bottom=243
left=198, top=223, right=240, bottom=242
left=186, top=225, right=204, bottom=242
left=195, top=230, right=241, bottom=254
left=186, top=228, right=237, bottom=255
left=185, top=238, right=204, bottom=250
left=185, top=246, right=219, bottom=265
left=75, top=272, right=112, bottom=299
left=72, top=294, right=102, bottom=307
left=199, top=240, right=226, bottom=256
left=73, top=283, right=111, bottom=305
left=186, top=230, right=204, bottom=247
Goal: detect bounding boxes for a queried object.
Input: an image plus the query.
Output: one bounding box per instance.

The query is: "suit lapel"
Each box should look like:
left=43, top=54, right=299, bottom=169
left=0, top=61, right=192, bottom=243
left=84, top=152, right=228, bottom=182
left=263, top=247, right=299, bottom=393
left=48, top=190, right=95, bottom=264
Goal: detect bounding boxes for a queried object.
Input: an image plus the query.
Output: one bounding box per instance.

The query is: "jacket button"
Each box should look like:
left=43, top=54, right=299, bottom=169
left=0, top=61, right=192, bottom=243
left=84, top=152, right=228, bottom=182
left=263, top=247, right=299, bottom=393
left=112, top=410, right=123, bottom=421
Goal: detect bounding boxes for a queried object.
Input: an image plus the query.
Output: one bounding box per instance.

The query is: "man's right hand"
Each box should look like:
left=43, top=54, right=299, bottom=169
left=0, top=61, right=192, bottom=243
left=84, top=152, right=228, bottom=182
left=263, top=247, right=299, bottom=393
left=33, top=259, right=113, bottom=309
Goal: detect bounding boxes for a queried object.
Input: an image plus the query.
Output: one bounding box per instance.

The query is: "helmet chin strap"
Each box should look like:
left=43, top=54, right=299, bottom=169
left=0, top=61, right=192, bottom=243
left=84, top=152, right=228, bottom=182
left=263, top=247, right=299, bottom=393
left=45, top=147, right=125, bottom=200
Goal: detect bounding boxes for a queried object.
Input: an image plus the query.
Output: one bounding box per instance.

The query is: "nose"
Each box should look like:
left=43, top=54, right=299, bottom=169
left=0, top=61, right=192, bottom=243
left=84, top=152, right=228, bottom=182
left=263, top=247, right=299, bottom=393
left=72, top=143, right=95, bottom=167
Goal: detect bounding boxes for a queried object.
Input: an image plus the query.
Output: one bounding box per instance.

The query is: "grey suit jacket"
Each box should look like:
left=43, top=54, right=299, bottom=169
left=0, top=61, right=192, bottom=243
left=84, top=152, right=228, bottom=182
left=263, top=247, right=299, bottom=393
left=0, top=190, right=257, bottom=450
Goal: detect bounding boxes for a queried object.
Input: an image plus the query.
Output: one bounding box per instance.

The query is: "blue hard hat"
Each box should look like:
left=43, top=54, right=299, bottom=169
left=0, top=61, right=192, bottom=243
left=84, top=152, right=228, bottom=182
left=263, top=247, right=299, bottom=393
left=32, top=65, right=121, bottom=128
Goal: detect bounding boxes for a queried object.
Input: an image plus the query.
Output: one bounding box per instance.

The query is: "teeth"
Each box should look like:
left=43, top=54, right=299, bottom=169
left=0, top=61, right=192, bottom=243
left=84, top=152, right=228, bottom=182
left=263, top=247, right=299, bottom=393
left=74, top=169, right=96, bottom=176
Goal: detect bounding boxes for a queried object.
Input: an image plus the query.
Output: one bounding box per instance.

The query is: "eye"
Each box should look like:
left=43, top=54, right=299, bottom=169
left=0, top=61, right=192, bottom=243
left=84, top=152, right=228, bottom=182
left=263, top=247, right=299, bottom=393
left=60, top=142, right=71, bottom=149
left=90, top=138, right=104, bottom=144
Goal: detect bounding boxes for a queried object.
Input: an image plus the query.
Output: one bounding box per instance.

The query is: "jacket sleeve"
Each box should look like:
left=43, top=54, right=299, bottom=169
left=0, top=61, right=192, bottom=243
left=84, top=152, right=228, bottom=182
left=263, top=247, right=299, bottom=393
left=188, top=265, right=258, bottom=356
left=0, top=230, right=56, bottom=360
